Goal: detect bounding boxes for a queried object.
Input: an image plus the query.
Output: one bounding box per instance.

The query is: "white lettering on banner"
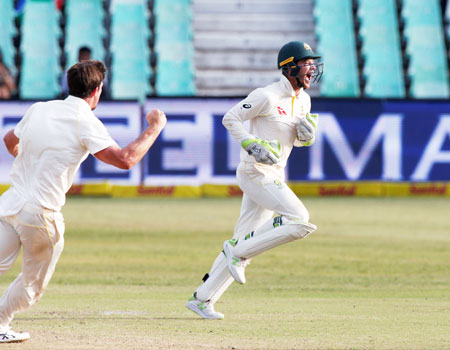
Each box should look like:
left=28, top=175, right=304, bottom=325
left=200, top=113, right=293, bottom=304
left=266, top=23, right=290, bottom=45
left=309, top=114, right=403, bottom=180
left=162, top=111, right=212, bottom=179
left=144, top=99, right=239, bottom=185
left=0, top=102, right=33, bottom=183
left=411, top=116, right=450, bottom=181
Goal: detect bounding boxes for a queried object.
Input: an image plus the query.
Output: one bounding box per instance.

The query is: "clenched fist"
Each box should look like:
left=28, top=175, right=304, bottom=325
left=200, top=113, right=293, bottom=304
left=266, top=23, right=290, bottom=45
left=146, top=109, right=167, bottom=130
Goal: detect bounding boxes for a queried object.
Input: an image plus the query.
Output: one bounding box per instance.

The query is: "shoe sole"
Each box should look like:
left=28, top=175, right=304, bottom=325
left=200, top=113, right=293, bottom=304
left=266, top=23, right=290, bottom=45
left=223, top=241, right=245, bottom=284
left=186, top=302, right=224, bottom=320
left=0, top=336, right=30, bottom=343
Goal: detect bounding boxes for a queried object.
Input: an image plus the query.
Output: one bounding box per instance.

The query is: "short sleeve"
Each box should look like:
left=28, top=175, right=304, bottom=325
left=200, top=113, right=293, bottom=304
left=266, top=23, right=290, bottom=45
left=14, top=103, right=36, bottom=138
left=79, top=113, right=116, bottom=154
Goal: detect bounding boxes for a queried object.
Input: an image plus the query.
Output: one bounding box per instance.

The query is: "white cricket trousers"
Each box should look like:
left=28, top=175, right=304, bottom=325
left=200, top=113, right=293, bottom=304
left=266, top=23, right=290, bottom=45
left=233, top=161, right=309, bottom=237
left=195, top=161, right=310, bottom=302
left=0, top=202, right=65, bottom=328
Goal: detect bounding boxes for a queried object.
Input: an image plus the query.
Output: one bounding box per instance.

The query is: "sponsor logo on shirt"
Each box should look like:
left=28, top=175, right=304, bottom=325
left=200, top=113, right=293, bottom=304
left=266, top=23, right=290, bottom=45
left=242, top=104, right=252, bottom=109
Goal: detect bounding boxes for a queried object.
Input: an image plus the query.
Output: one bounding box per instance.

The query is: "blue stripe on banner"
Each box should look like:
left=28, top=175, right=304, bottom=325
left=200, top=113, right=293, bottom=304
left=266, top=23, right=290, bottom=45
left=166, top=114, right=195, bottom=121
left=98, top=117, right=129, bottom=126
left=2, top=117, right=21, bottom=126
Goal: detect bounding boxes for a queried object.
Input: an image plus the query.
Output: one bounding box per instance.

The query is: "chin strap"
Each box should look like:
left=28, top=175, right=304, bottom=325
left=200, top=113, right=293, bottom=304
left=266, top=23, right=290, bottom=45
left=295, top=77, right=304, bottom=89
left=283, top=66, right=305, bottom=89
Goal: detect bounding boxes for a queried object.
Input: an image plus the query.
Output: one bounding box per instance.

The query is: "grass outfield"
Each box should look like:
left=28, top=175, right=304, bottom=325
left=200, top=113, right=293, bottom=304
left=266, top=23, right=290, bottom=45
left=1, top=197, right=449, bottom=350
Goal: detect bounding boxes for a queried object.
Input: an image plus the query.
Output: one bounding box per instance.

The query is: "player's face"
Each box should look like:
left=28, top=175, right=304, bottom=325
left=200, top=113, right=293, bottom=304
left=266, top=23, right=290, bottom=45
left=296, top=58, right=316, bottom=89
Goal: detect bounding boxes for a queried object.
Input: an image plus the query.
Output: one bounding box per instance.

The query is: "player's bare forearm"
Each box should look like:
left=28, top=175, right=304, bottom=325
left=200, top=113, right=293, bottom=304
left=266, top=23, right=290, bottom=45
left=119, top=122, right=165, bottom=169
left=94, top=109, right=166, bottom=170
left=3, top=129, right=19, bottom=157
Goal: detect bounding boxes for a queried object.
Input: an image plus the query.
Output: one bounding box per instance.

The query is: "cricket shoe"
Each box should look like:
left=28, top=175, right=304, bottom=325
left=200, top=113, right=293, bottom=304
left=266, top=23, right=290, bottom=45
left=0, top=327, right=30, bottom=343
left=223, top=239, right=247, bottom=284
left=186, top=294, right=224, bottom=320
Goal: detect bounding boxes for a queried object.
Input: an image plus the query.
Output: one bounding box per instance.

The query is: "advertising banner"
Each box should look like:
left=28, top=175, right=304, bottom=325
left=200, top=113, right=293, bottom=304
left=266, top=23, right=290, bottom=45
left=1, top=98, right=449, bottom=186
left=145, top=98, right=450, bottom=183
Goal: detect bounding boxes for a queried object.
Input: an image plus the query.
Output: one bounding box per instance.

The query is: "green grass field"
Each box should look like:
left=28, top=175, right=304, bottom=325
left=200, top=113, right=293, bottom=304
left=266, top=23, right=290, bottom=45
left=1, top=196, right=449, bottom=350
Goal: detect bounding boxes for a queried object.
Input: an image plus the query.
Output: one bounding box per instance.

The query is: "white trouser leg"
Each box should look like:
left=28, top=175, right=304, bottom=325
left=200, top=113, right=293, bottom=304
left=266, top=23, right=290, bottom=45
left=195, top=194, right=273, bottom=303
left=0, top=206, right=65, bottom=328
left=232, top=193, right=274, bottom=238
left=0, top=219, right=21, bottom=276
left=232, top=163, right=316, bottom=257
left=236, top=163, right=310, bottom=223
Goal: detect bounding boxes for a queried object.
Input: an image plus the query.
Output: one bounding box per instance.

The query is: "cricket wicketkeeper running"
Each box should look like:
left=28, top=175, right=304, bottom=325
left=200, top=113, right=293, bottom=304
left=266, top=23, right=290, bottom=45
left=187, top=41, right=324, bottom=319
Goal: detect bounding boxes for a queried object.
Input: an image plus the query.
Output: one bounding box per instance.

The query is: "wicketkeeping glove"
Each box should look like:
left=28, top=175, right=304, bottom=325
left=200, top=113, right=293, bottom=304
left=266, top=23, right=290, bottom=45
left=241, top=138, right=281, bottom=165
left=296, top=113, right=318, bottom=144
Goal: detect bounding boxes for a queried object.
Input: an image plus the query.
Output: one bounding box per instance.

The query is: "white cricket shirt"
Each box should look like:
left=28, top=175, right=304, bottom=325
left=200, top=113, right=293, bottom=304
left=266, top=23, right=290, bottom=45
left=0, top=96, right=115, bottom=214
left=223, top=75, right=312, bottom=169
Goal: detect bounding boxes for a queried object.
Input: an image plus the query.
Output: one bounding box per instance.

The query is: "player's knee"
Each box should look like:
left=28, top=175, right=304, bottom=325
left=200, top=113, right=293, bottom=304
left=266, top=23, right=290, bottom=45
left=284, top=205, right=309, bottom=223
left=300, top=206, right=310, bottom=223
left=288, top=204, right=310, bottom=223
left=282, top=216, right=317, bottom=239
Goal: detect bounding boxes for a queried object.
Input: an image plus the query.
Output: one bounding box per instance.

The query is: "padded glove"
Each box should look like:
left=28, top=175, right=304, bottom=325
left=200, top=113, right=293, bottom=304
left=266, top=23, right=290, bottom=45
left=241, top=138, right=281, bottom=165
